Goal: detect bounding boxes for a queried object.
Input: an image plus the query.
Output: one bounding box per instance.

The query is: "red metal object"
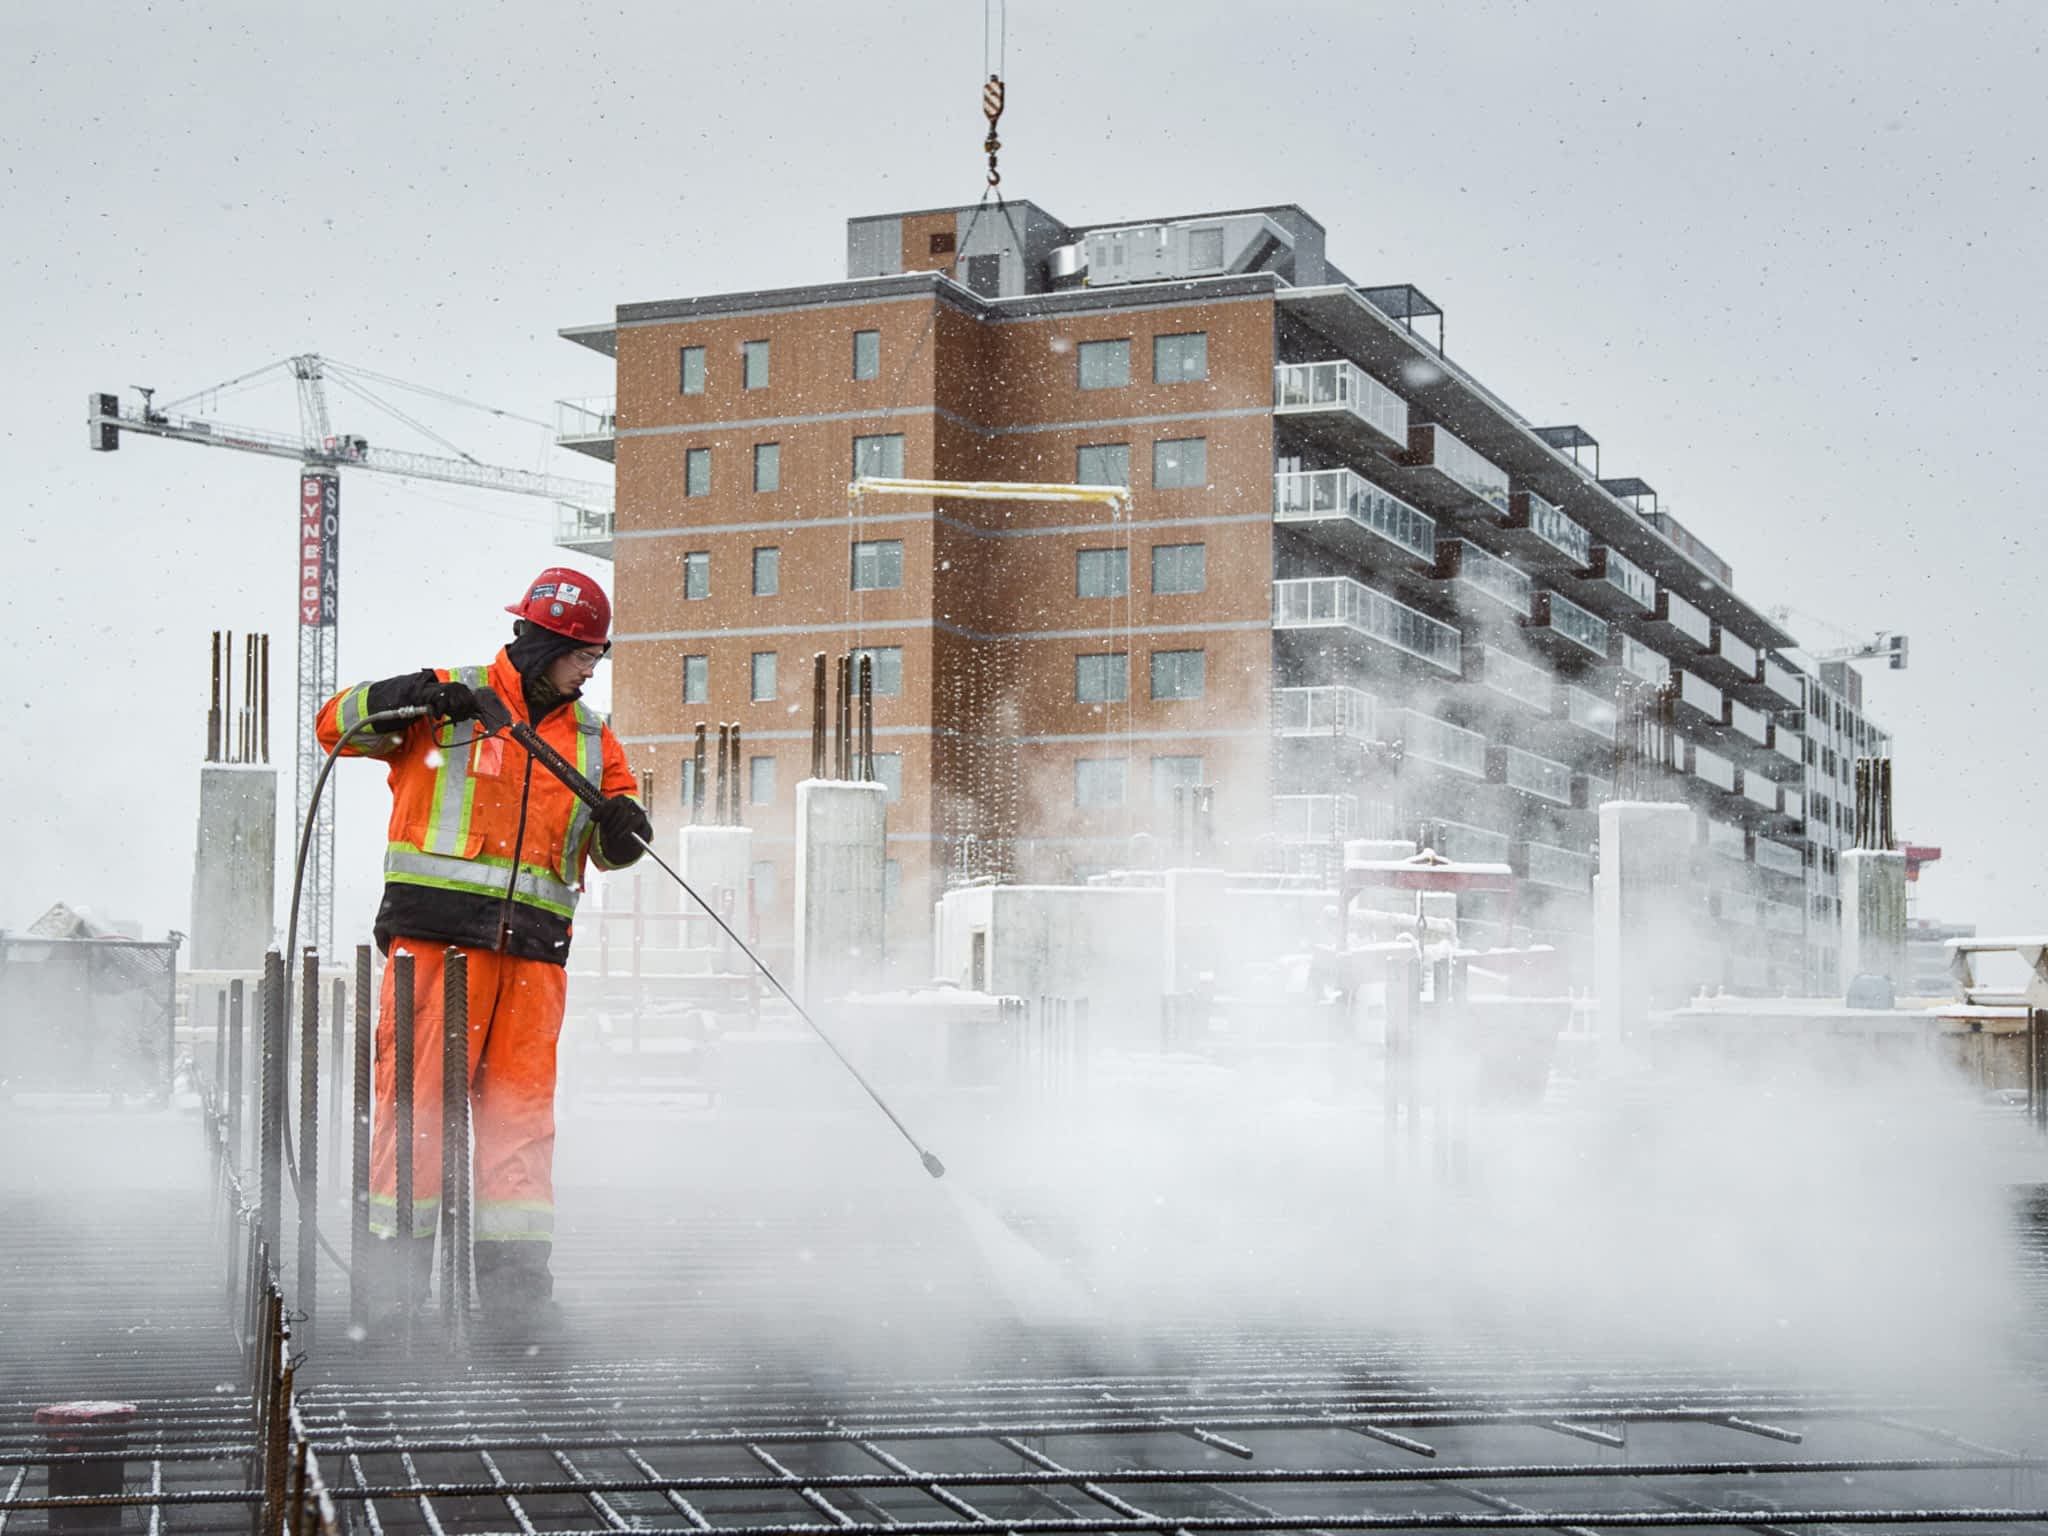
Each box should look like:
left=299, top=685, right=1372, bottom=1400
left=38, top=1402, right=137, bottom=1533
left=1903, top=844, right=1942, bottom=882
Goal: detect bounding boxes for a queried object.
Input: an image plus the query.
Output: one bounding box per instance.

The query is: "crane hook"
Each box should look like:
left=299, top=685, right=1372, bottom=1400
left=982, top=74, right=1005, bottom=188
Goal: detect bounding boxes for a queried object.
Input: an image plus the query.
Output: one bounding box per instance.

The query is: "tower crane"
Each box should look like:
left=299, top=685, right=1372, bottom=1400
left=1765, top=606, right=1910, bottom=671
left=89, top=356, right=614, bottom=956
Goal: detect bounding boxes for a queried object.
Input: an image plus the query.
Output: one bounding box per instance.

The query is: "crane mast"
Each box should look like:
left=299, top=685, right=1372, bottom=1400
left=89, top=367, right=611, bottom=955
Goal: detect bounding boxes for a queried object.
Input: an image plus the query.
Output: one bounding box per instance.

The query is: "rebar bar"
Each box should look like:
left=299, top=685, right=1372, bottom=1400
left=226, top=980, right=245, bottom=1178
left=327, top=975, right=345, bottom=1193
left=692, top=722, right=707, bottom=823
left=297, top=949, right=321, bottom=1351
left=811, top=652, right=827, bottom=779
left=258, top=951, right=285, bottom=1265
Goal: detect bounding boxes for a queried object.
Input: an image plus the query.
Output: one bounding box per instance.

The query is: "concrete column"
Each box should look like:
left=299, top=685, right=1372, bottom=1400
left=1593, top=800, right=1699, bottom=1047
left=1161, top=867, right=1229, bottom=996
left=1839, top=848, right=1908, bottom=995
left=794, top=779, right=887, bottom=1006
left=189, top=765, right=277, bottom=970
left=679, top=824, right=755, bottom=968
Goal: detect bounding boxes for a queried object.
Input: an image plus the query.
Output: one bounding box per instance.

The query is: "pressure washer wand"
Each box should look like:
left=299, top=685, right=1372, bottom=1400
left=472, top=688, right=945, bottom=1180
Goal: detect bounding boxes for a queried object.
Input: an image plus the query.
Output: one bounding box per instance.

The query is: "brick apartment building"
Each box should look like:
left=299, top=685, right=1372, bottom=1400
left=557, top=199, right=1853, bottom=992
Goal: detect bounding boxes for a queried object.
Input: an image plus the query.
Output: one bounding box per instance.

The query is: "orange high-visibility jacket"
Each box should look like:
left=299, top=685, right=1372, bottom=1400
left=316, top=647, right=640, bottom=964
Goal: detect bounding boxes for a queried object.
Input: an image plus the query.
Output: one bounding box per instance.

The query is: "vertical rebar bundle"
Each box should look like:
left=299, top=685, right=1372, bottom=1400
left=439, top=948, right=472, bottom=1340
left=259, top=951, right=285, bottom=1263
left=858, top=653, right=875, bottom=781
left=836, top=653, right=853, bottom=780
left=1853, top=756, right=1896, bottom=851
left=204, top=629, right=272, bottom=764
left=296, top=949, right=320, bottom=1351
left=207, top=631, right=223, bottom=763
left=691, top=723, right=707, bottom=823
left=1613, top=680, right=1680, bottom=800
left=714, top=725, right=731, bottom=824
left=729, top=723, right=744, bottom=823
left=811, top=652, right=828, bottom=778
left=349, top=945, right=372, bottom=1337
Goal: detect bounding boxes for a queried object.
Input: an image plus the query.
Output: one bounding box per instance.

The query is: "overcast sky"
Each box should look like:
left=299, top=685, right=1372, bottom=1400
left=4, top=0, right=2042, bottom=947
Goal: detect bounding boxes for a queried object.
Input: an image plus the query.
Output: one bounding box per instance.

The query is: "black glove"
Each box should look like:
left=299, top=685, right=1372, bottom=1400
left=425, top=682, right=479, bottom=723
left=595, top=795, right=652, bottom=865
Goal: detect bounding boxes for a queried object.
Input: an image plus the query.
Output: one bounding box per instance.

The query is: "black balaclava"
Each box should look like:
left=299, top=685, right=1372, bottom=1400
left=505, top=620, right=586, bottom=720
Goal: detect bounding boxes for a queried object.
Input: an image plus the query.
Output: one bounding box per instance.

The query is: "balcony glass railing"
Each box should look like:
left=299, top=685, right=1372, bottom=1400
left=1679, top=670, right=1722, bottom=719
left=1525, top=842, right=1594, bottom=892
left=1526, top=492, right=1592, bottom=565
left=1274, top=469, right=1436, bottom=562
left=1426, top=427, right=1512, bottom=515
left=554, top=502, right=615, bottom=548
left=1763, top=655, right=1804, bottom=704
left=1563, top=685, right=1617, bottom=740
left=1783, top=785, right=1804, bottom=818
left=1762, top=899, right=1805, bottom=935
left=1273, top=578, right=1463, bottom=673
left=1599, top=549, right=1656, bottom=610
left=1436, top=819, right=1511, bottom=863
left=1663, top=590, right=1714, bottom=647
left=1619, top=635, right=1671, bottom=686
left=1582, top=771, right=1613, bottom=804
left=1727, top=697, right=1768, bottom=744
left=1694, top=745, right=1736, bottom=791
left=1774, top=726, right=1804, bottom=763
left=1272, top=361, right=1409, bottom=444
left=555, top=396, right=618, bottom=440
left=1453, top=541, right=1532, bottom=615
left=1742, top=773, right=1780, bottom=811
left=1503, top=746, right=1574, bottom=804
left=1275, top=685, right=1376, bottom=740
left=1477, top=645, right=1551, bottom=711
left=1717, top=628, right=1759, bottom=677
left=1545, top=592, right=1610, bottom=657
left=1398, top=710, right=1488, bottom=778
left=1755, top=838, right=1805, bottom=876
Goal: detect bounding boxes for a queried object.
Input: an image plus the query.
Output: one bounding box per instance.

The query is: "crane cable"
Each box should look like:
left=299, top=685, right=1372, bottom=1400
left=982, top=0, right=1005, bottom=189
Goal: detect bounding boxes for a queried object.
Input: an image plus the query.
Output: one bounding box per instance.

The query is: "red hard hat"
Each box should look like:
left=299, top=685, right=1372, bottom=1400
left=506, top=567, right=611, bottom=644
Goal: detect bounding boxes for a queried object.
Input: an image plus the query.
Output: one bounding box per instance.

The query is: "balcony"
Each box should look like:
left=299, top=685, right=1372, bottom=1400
left=1642, top=507, right=1735, bottom=589
left=1274, top=469, right=1436, bottom=568
left=1697, top=622, right=1762, bottom=690
left=1272, top=361, right=1409, bottom=453
left=1675, top=669, right=1724, bottom=728
left=556, top=396, right=617, bottom=463
left=1704, top=815, right=1747, bottom=859
left=1273, top=577, right=1463, bottom=675
left=1275, top=793, right=1370, bottom=842
left=1499, top=745, right=1575, bottom=805
left=1499, top=490, right=1592, bottom=568
left=1561, top=684, right=1617, bottom=741
left=1274, top=685, right=1377, bottom=740
left=1762, top=654, right=1804, bottom=706
left=1617, top=635, right=1671, bottom=688
left=1397, top=709, right=1488, bottom=778
left=1524, top=590, right=1609, bottom=662
left=1440, top=539, right=1532, bottom=617
left=1755, top=837, right=1805, bottom=877
left=1523, top=841, right=1595, bottom=893
left=1402, top=423, right=1511, bottom=518
left=554, top=501, right=615, bottom=562
left=1740, top=771, right=1782, bottom=813
left=1567, top=546, right=1657, bottom=619
left=1435, top=818, right=1511, bottom=863
left=1761, top=899, right=1806, bottom=936
left=1725, top=696, right=1769, bottom=745
left=1645, top=589, right=1714, bottom=651
left=1472, top=644, right=1551, bottom=712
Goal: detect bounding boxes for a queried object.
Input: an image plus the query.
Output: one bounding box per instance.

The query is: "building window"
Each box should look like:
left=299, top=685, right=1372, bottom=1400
left=928, top=230, right=955, bottom=256
left=1151, top=648, right=1205, bottom=700
left=853, top=329, right=881, bottom=381
left=853, top=433, right=905, bottom=479
left=684, top=447, right=711, bottom=498
left=872, top=752, right=903, bottom=803
left=752, top=546, right=779, bottom=596
left=1153, top=332, right=1209, bottom=383
left=682, top=654, right=708, bottom=705
left=1151, top=755, right=1205, bottom=803
left=884, top=858, right=902, bottom=911
left=751, top=859, right=779, bottom=911
left=1074, top=652, right=1129, bottom=704
left=1076, top=547, right=1128, bottom=599
left=850, top=646, right=903, bottom=696
left=749, top=755, right=775, bottom=805
left=1151, top=542, right=1207, bottom=594
left=750, top=651, right=777, bottom=702
left=1074, top=758, right=1127, bottom=809
left=679, top=758, right=698, bottom=809
left=1078, top=338, right=1131, bottom=390
left=1076, top=443, right=1130, bottom=487
left=1153, top=437, right=1207, bottom=489
left=679, top=346, right=705, bottom=395
left=851, top=539, right=904, bottom=591
left=683, top=551, right=709, bottom=600
left=742, top=340, right=770, bottom=390
left=753, top=442, right=780, bottom=493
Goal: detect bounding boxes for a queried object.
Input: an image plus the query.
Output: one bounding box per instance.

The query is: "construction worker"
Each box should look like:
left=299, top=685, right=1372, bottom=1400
left=316, top=566, right=650, bottom=1333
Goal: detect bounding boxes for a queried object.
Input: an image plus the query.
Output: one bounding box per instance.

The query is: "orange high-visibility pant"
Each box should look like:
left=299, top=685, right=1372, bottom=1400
left=367, top=939, right=568, bottom=1245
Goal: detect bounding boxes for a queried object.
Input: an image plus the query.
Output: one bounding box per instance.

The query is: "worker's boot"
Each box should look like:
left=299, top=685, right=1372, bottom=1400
left=473, top=1241, right=561, bottom=1342
left=361, top=1235, right=436, bottom=1337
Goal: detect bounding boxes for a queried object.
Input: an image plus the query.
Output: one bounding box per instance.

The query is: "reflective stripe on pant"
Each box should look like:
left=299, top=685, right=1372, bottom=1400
left=367, top=938, right=568, bottom=1242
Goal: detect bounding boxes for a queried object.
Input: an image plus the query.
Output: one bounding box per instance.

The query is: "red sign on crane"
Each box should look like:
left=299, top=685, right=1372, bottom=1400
left=298, top=473, right=339, bottom=627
